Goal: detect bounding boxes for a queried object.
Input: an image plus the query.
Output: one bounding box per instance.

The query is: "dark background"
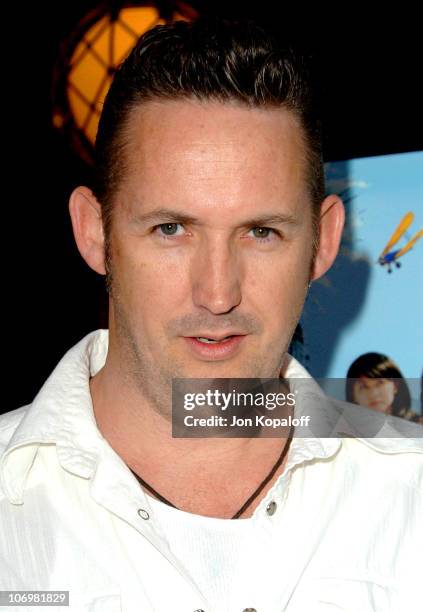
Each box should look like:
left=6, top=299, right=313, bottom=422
left=3, top=2, right=422, bottom=412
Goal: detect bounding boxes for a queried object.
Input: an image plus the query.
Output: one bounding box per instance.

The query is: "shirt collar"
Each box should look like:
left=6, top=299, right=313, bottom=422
left=281, top=354, right=342, bottom=462
left=2, top=330, right=421, bottom=505
left=1, top=330, right=109, bottom=503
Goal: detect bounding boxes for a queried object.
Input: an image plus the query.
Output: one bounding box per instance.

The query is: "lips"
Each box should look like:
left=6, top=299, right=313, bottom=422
left=183, top=334, right=246, bottom=360
left=190, top=332, right=244, bottom=342
left=196, top=336, right=234, bottom=344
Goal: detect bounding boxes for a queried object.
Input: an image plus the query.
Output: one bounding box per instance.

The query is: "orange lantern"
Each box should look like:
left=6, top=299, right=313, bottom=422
left=52, top=2, right=198, bottom=163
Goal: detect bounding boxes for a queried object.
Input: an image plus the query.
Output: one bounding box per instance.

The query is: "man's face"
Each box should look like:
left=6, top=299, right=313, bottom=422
left=107, top=100, right=317, bottom=412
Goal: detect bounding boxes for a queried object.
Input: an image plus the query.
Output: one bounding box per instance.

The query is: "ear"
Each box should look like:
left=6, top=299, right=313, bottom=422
left=68, top=186, right=106, bottom=275
left=311, top=194, right=345, bottom=280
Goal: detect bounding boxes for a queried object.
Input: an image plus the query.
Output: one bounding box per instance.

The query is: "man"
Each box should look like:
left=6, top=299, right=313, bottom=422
left=1, top=18, right=421, bottom=612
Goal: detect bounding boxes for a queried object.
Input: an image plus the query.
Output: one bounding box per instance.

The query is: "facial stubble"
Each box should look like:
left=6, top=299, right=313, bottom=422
left=104, top=234, right=313, bottom=421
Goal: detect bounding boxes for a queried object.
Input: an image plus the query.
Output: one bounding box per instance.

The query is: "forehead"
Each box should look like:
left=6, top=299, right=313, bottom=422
left=119, top=99, right=309, bottom=213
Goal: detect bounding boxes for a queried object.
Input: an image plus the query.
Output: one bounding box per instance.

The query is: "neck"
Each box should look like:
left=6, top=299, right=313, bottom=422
left=90, top=335, right=291, bottom=518
left=91, top=362, right=285, bottom=471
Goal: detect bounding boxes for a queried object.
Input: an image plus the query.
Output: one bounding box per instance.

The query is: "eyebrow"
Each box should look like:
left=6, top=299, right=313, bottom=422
left=131, top=207, right=299, bottom=227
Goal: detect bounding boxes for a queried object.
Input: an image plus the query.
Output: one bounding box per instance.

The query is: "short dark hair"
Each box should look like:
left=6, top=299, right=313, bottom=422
left=93, top=17, right=325, bottom=246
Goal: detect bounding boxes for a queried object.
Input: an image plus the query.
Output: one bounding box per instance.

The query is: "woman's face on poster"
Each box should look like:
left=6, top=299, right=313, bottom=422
left=353, top=376, right=397, bottom=414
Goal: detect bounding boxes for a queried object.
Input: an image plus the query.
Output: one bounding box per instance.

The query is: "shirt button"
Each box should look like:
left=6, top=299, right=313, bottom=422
left=266, top=500, right=277, bottom=516
left=137, top=508, right=150, bottom=520
left=243, top=608, right=257, bottom=612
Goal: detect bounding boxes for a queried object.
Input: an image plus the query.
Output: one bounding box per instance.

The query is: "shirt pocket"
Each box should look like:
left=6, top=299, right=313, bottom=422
left=290, top=575, right=393, bottom=612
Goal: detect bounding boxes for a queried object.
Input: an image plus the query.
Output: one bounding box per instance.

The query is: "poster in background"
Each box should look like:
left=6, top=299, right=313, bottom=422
left=294, top=151, right=422, bottom=410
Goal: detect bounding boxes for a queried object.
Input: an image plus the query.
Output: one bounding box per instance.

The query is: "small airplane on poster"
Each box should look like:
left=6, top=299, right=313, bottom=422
left=378, top=212, right=423, bottom=273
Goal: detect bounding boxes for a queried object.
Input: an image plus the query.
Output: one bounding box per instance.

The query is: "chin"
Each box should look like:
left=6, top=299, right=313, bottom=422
left=369, top=404, right=390, bottom=414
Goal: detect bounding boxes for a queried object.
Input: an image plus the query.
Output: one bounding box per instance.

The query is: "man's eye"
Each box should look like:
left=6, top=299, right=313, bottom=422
left=250, top=227, right=274, bottom=240
left=157, top=223, right=183, bottom=236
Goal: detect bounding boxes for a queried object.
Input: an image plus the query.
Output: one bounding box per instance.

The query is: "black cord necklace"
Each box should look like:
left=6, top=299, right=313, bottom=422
left=130, top=427, right=294, bottom=519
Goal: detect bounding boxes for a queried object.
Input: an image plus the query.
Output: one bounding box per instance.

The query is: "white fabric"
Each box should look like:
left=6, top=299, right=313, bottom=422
left=0, top=329, right=422, bottom=612
left=147, top=493, right=254, bottom=610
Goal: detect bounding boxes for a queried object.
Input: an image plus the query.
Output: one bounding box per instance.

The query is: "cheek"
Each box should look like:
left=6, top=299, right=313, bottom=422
left=112, top=240, right=189, bottom=312
left=353, top=386, right=367, bottom=406
left=383, top=383, right=396, bottom=403
left=246, top=248, right=309, bottom=303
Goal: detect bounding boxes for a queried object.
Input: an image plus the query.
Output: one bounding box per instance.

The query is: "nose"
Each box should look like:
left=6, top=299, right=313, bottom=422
left=191, top=235, right=242, bottom=314
left=368, top=385, right=382, bottom=399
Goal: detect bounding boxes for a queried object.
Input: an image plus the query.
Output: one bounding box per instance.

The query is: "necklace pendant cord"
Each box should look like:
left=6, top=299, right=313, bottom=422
left=130, top=426, right=294, bottom=519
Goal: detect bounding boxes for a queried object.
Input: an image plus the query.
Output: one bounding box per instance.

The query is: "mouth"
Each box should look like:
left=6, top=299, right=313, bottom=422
left=195, top=336, right=235, bottom=344
left=368, top=400, right=387, bottom=411
left=183, top=334, right=247, bottom=360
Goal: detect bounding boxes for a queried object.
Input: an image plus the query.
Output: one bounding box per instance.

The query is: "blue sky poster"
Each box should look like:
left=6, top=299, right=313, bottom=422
left=298, top=151, right=422, bottom=388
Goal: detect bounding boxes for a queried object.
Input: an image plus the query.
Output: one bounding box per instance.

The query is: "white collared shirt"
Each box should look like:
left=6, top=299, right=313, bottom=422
left=0, top=330, right=422, bottom=612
